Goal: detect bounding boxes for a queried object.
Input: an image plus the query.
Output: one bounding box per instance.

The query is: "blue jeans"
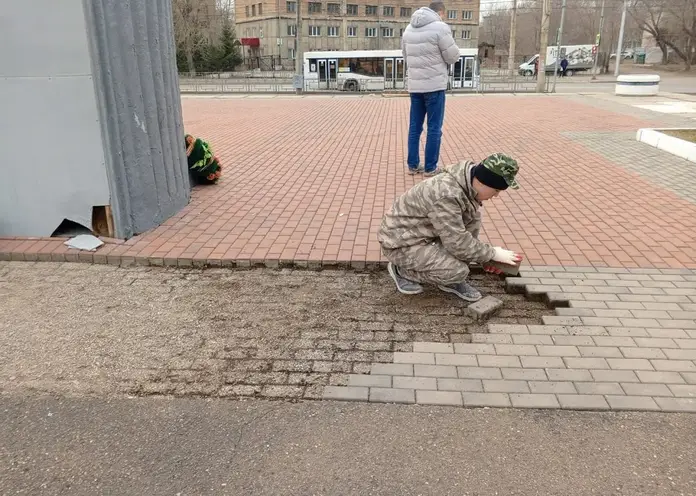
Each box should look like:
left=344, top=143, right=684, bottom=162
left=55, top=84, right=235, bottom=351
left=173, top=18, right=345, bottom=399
left=407, top=90, right=446, bottom=173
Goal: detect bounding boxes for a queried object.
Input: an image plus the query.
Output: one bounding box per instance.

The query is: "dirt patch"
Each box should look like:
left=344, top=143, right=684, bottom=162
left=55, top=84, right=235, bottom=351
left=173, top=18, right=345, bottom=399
left=0, top=262, right=549, bottom=400
left=662, top=129, right=696, bottom=144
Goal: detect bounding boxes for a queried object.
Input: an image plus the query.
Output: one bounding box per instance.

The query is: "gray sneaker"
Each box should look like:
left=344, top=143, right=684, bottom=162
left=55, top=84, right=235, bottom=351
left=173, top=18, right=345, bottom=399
left=437, top=281, right=482, bottom=302
left=387, top=263, right=423, bottom=295
left=407, top=166, right=424, bottom=175
left=423, top=167, right=444, bottom=177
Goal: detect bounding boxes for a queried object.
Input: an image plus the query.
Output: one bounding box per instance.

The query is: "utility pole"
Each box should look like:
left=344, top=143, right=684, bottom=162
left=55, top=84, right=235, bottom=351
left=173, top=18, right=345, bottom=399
left=507, top=0, right=518, bottom=77
left=552, top=0, right=567, bottom=93
left=614, top=0, right=628, bottom=76
left=294, top=0, right=303, bottom=94
left=536, top=0, right=551, bottom=93
left=591, top=0, right=606, bottom=79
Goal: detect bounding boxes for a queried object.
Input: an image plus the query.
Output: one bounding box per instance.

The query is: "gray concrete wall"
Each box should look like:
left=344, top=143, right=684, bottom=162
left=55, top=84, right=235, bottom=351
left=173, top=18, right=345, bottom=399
left=0, top=0, right=190, bottom=239
left=84, top=0, right=190, bottom=239
left=0, top=0, right=111, bottom=237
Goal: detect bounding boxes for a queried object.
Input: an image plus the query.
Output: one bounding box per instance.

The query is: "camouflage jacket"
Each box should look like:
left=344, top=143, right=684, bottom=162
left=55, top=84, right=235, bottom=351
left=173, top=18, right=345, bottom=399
left=377, top=160, right=496, bottom=263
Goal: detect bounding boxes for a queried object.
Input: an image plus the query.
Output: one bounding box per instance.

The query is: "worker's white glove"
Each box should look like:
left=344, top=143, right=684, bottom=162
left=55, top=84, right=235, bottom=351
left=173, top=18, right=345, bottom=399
left=492, top=247, right=522, bottom=265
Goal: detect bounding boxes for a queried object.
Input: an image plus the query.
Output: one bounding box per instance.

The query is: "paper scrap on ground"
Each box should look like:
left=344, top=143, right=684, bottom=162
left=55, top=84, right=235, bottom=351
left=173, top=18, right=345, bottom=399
left=64, top=234, right=104, bottom=251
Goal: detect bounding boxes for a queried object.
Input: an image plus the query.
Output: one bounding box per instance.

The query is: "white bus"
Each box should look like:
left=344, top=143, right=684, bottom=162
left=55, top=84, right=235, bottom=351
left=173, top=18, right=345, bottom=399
left=302, top=48, right=479, bottom=92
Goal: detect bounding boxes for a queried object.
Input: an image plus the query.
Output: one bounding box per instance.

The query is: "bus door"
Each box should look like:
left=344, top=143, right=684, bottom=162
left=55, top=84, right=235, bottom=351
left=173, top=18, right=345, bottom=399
left=328, top=59, right=338, bottom=89
left=317, top=59, right=328, bottom=89
left=384, top=58, right=395, bottom=89
left=463, top=56, right=474, bottom=88
left=395, top=58, right=405, bottom=89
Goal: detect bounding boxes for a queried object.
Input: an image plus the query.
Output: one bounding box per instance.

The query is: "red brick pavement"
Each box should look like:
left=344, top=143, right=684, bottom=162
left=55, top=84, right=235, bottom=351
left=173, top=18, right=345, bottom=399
left=2, top=95, right=696, bottom=269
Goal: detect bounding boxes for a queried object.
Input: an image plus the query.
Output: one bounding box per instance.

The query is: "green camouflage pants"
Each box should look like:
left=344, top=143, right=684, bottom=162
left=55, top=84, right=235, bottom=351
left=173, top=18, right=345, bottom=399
left=382, top=241, right=470, bottom=286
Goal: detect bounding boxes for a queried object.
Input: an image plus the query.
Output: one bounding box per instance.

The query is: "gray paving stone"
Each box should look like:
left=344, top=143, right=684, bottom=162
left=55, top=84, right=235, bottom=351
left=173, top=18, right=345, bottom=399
left=569, top=301, right=608, bottom=309
left=393, top=376, right=437, bottom=390
left=324, top=386, right=368, bottom=401
left=529, top=381, right=576, bottom=394
left=663, top=349, right=696, bottom=360
left=619, top=318, right=660, bottom=328
left=413, top=342, right=454, bottom=353
left=437, top=378, right=484, bottom=392
left=462, top=392, right=511, bottom=408
left=557, top=394, right=609, bottom=410
left=681, top=372, right=696, bottom=384
left=585, top=293, right=619, bottom=301
left=528, top=325, right=570, bottom=335
left=483, top=380, right=530, bottom=393
left=605, top=395, right=660, bottom=411
left=620, top=347, right=666, bottom=359
left=566, top=326, right=608, bottom=336
left=607, top=327, right=649, bottom=337
left=501, top=368, right=547, bottom=381
left=590, top=370, right=640, bottom=383
left=631, top=310, right=671, bottom=319
left=634, top=337, right=678, bottom=349
left=594, top=336, right=636, bottom=347
left=494, top=344, right=538, bottom=356
left=513, top=334, right=554, bottom=345
left=547, top=368, right=593, bottom=382
left=371, top=363, right=413, bottom=376
left=414, top=365, right=458, bottom=378
left=435, top=353, right=477, bottom=366
left=369, top=387, right=415, bottom=404
left=471, top=334, right=513, bottom=344
left=553, top=336, right=596, bottom=346
left=393, top=352, right=435, bottom=365
left=458, top=367, right=502, bottom=380
left=606, top=301, right=645, bottom=310
left=537, top=345, right=580, bottom=357
left=574, top=382, right=624, bottom=395
left=675, top=338, right=696, bottom=349
left=565, top=357, right=610, bottom=369
left=520, top=356, right=565, bottom=369
left=668, top=385, right=696, bottom=397
left=654, top=397, right=696, bottom=412
left=651, top=360, right=696, bottom=372
left=578, top=346, right=622, bottom=358
left=647, top=328, right=689, bottom=338
left=488, top=324, right=529, bottom=334
left=467, top=296, right=504, bottom=320
left=477, top=355, right=522, bottom=368
left=453, top=343, right=495, bottom=355
left=510, top=393, right=560, bottom=409
left=593, top=309, right=634, bottom=318
left=543, top=316, right=583, bottom=326
left=416, top=390, right=463, bottom=406
left=660, top=319, right=696, bottom=330
left=607, top=358, right=654, bottom=371
left=621, top=383, right=673, bottom=397
left=636, top=370, right=686, bottom=384
left=348, top=374, right=392, bottom=388
left=555, top=308, right=596, bottom=317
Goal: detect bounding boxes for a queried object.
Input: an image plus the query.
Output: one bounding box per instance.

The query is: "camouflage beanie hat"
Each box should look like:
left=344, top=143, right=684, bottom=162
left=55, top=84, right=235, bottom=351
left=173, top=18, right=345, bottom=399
left=475, top=153, right=520, bottom=190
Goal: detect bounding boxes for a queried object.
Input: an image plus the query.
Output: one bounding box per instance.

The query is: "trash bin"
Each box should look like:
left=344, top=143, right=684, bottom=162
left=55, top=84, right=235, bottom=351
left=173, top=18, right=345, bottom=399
left=635, top=53, right=646, bottom=64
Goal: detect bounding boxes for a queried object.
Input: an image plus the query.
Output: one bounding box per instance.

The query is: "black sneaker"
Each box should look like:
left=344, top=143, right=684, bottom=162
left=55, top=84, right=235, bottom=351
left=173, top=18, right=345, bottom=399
left=437, top=282, right=482, bottom=302
left=387, top=263, right=423, bottom=295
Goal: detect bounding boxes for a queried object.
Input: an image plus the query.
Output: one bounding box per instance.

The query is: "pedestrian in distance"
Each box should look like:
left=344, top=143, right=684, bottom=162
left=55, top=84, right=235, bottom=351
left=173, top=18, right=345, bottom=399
left=401, top=1, right=460, bottom=177
left=378, top=154, right=523, bottom=302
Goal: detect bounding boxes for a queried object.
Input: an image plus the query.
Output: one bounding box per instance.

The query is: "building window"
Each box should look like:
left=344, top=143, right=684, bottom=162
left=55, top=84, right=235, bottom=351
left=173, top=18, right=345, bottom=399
left=383, top=6, right=394, bottom=16
left=381, top=27, right=394, bottom=37
left=251, top=4, right=256, bottom=15
left=328, top=26, right=339, bottom=37
left=366, top=5, right=378, bottom=15
left=245, top=6, right=250, bottom=16
left=447, top=10, right=456, bottom=19
left=462, top=10, right=473, bottom=20
left=347, top=4, right=358, bottom=15
left=451, top=30, right=456, bottom=38
left=400, top=7, right=411, bottom=17
left=462, top=29, right=471, bottom=39
left=347, top=26, right=357, bottom=37
left=289, top=48, right=296, bottom=60
left=327, top=3, right=340, bottom=14
left=309, top=25, right=321, bottom=36
left=308, top=2, right=322, bottom=13
left=286, top=1, right=296, bottom=12
left=287, top=24, right=297, bottom=36
left=365, top=27, right=377, bottom=37
left=258, top=3, right=263, bottom=15
left=399, top=28, right=404, bottom=37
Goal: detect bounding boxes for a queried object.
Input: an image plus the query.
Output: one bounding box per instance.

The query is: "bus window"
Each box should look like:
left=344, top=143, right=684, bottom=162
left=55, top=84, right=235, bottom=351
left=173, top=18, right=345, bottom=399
left=309, top=59, right=318, bottom=72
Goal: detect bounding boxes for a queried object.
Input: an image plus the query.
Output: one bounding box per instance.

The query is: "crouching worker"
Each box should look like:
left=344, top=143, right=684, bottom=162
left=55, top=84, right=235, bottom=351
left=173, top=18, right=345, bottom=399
left=377, top=153, right=523, bottom=302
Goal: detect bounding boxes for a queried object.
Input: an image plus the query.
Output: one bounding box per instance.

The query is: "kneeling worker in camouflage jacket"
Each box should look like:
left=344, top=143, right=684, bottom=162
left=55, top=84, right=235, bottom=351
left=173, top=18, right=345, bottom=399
left=377, top=153, right=523, bottom=302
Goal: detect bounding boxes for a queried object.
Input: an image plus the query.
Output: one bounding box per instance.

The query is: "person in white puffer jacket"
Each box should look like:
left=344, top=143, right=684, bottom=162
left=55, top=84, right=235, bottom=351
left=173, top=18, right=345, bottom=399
left=401, top=2, right=460, bottom=177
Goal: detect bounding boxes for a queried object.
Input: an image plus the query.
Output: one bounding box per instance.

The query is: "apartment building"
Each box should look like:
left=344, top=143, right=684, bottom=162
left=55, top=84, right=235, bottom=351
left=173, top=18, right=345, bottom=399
left=235, top=0, right=480, bottom=61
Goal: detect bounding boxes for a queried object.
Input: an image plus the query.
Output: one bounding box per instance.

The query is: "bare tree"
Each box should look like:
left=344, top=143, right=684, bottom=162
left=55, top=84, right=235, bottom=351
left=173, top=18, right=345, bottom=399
left=667, top=0, right=696, bottom=69
left=172, top=0, right=209, bottom=76
left=630, top=0, right=674, bottom=64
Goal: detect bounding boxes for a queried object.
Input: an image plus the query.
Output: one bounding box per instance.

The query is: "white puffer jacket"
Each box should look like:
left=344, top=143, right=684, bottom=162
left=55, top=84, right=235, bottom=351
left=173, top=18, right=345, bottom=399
left=401, top=7, right=460, bottom=93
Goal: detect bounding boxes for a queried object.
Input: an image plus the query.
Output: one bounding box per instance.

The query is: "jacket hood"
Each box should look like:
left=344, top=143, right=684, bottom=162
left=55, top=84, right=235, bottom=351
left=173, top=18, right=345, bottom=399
left=410, top=7, right=441, bottom=28
left=445, top=160, right=479, bottom=205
